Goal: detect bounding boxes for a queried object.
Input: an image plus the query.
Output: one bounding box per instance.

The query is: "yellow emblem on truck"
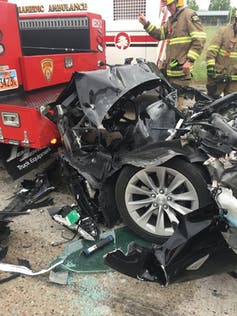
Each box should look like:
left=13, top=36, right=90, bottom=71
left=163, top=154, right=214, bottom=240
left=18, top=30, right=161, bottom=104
left=41, top=58, right=54, bottom=82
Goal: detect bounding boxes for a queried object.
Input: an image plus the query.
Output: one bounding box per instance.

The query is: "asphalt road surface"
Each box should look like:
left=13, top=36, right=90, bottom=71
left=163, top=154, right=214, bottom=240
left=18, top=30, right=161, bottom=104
left=0, top=166, right=237, bottom=316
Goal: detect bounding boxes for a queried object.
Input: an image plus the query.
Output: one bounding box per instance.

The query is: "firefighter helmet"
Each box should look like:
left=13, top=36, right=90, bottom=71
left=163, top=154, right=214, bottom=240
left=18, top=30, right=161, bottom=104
left=162, top=0, right=184, bottom=7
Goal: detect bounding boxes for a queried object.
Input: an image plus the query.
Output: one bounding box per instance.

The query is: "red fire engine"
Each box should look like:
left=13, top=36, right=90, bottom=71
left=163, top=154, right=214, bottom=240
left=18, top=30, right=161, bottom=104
left=0, top=0, right=106, bottom=178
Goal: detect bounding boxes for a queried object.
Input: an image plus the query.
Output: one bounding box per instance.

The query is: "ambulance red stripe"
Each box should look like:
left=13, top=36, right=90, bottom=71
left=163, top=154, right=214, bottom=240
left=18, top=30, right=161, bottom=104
left=105, top=35, right=158, bottom=43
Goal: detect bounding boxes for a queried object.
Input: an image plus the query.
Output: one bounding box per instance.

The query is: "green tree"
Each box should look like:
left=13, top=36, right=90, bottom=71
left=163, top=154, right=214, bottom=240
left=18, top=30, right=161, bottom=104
left=187, top=0, right=199, bottom=11
left=231, top=7, right=237, bottom=16
left=208, top=0, right=231, bottom=10
left=228, top=7, right=237, bottom=23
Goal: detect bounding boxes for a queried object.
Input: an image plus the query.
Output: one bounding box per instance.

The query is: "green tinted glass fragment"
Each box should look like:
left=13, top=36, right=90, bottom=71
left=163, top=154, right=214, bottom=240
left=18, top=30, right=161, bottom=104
left=53, top=226, right=153, bottom=273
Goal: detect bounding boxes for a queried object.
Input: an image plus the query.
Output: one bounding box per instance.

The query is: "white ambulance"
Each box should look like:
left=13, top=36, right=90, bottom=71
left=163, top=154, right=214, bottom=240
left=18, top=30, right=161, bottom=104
left=87, top=0, right=169, bottom=65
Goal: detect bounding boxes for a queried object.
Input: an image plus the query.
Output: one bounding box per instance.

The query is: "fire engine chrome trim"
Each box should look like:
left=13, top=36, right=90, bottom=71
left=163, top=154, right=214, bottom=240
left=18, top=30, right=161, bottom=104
left=8, top=140, right=20, bottom=146
left=1, top=112, right=20, bottom=127
left=64, top=56, right=73, bottom=69
left=0, top=43, right=5, bottom=55
left=22, top=131, right=30, bottom=147
left=19, top=17, right=89, bottom=30
left=0, top=127, right=3, bottom=142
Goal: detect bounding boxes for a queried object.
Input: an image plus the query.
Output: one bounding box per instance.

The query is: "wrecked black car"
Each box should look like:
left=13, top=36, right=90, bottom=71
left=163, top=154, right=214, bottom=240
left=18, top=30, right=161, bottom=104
left=47, top=61, right=212, bottom=243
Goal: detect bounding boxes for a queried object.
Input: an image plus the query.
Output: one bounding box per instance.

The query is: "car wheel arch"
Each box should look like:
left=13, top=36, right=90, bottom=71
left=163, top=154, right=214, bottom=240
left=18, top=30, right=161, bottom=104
left=115, top=157, right=211, bottom=243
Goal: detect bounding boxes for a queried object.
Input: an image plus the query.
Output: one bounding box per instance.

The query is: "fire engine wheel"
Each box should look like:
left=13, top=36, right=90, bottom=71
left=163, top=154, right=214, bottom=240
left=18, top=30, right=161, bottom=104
left=115, top=158, right=211, bottom=243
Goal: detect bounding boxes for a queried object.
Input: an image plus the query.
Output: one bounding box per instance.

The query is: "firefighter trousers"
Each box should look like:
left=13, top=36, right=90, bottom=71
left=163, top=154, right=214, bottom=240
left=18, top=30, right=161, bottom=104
left=206, top=77, right=237, bottom=99
left=167, top=77, right=192, bottom=112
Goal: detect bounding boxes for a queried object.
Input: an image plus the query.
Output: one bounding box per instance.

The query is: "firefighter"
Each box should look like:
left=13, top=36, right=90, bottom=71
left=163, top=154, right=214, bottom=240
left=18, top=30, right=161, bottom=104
left=139, top=0, right=206, bottom=111
left=206, top=13, right=237, bottom=99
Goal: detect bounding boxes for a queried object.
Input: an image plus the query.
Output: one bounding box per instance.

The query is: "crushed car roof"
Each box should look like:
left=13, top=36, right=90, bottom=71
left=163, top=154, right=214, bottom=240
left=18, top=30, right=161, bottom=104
left=56, top=62, right=171, bottom=126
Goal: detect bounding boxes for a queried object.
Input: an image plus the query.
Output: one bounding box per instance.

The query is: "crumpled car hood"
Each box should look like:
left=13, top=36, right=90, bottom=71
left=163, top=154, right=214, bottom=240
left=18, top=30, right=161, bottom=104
left=56, top=62, right=174, bottom=127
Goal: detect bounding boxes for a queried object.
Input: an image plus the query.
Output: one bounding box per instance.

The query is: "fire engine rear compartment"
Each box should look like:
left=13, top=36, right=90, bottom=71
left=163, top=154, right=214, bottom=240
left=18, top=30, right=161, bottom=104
left=0, top=85, right=62, bottom=149
left=17, top=12, right=106, bottom=91
left=19, top=15, right=91, bottom=56
left=0, top=1, right=106, bottom=177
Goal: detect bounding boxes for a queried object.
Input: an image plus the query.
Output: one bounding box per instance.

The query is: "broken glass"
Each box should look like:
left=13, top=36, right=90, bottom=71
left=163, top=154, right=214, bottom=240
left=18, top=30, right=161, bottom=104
left=52, top=226, right=152, bottom=273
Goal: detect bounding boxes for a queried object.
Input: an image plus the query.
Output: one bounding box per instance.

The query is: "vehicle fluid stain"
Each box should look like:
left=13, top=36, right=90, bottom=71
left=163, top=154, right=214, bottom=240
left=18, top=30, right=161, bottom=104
left=97, top=273, right=197, bottom=316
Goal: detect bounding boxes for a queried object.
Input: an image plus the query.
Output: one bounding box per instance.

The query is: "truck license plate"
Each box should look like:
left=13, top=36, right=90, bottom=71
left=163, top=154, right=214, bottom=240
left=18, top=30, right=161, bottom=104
left=0, top=69, right=18, bottom=91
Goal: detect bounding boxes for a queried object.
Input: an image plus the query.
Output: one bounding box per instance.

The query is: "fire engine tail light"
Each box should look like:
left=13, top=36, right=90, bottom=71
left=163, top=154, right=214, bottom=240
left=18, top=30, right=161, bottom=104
left=1, top=112, right=20, bottom=127
left=50, top=138, right=57, bottom=145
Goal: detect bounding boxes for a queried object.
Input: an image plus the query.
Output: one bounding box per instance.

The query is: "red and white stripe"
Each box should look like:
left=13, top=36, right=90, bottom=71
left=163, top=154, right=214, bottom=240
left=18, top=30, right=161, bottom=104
left=156, top=3, right=168, bottom=65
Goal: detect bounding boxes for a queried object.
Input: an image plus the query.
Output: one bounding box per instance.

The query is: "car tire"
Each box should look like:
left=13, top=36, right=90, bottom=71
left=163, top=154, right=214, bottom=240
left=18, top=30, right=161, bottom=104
left=115, top=158, right=211, bottom=243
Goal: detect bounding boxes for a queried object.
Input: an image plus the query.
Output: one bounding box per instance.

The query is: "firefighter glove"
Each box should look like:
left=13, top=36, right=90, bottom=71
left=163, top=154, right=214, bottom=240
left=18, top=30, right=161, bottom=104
left=207, top=65, right=215, bottom=78
left=169, top=59, right=179, bottom=68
